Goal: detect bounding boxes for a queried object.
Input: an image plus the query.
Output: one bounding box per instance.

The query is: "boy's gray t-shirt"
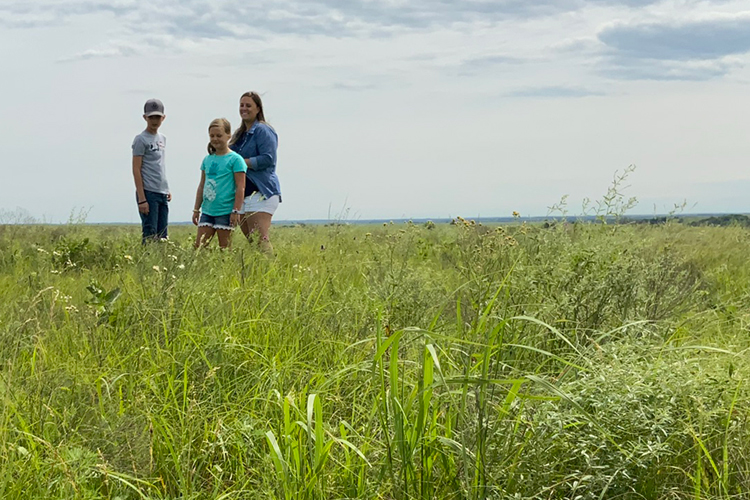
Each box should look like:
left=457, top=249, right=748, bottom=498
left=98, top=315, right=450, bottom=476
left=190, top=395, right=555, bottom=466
left=132, top=131, right=169, bottom=194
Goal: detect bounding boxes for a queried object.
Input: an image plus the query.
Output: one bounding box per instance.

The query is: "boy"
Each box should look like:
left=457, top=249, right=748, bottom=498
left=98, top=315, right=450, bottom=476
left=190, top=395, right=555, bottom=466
left=132, top=98, right=171, bottom=243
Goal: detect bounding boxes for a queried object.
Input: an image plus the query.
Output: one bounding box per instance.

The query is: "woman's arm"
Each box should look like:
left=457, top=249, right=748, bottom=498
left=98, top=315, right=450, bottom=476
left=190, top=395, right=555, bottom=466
left=192, top=171, right=205, bottom=225
left=244, top=126, right=277, bottom=171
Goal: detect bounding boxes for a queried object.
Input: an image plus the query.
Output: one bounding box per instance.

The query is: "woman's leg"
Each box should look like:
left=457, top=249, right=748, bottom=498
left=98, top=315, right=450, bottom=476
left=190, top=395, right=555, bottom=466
left=245, top=211, right=274, bottom=254
left=239, top=213, right=256, bottom=243
left=195, top=226, right=216, bottom=248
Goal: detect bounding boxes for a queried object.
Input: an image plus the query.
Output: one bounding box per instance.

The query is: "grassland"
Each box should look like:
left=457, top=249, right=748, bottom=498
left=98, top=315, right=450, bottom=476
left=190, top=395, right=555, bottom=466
left=0, top=219, right=748, bottom=499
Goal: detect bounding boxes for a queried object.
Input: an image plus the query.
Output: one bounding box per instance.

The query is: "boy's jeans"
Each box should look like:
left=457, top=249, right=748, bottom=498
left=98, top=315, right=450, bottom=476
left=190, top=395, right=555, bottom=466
left=138, top=190, right=169, bottom=243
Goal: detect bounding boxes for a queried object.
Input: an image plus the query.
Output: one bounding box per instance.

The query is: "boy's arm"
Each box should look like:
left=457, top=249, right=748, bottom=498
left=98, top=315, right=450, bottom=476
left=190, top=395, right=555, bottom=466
left=132, top=156, right=149, bottom=214
left=192, top=172, right=206, bottom=225
left=164, top=135, right=171, bottom=202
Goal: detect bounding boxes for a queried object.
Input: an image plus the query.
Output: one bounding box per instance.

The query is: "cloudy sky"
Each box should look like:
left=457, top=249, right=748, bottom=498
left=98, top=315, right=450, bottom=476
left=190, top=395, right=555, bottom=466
left=1, top=0, right=749, bottom=223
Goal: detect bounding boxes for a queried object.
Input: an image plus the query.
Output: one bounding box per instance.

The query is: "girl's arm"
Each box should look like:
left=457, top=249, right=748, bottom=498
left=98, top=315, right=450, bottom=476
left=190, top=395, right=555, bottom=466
left=231, top=172, right=246, bottom=227
left=192, top=171, right=206, bottom=226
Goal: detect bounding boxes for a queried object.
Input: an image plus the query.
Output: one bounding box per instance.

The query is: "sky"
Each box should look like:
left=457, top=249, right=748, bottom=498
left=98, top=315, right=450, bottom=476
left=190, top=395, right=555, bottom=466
left=1, top=0, right=749, bottom=223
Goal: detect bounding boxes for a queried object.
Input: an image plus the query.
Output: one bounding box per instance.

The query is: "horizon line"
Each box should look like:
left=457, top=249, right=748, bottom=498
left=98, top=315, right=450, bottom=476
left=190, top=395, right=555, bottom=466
left=5, top=212, right=749, bottom=226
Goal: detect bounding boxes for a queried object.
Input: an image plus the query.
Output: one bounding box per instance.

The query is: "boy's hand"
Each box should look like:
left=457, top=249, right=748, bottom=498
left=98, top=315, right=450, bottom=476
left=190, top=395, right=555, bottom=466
left=167, top=192, right=172, bottom=202
left=138, top=201, right=150, bottom=215
left=192, top=211, right=200, bottom=225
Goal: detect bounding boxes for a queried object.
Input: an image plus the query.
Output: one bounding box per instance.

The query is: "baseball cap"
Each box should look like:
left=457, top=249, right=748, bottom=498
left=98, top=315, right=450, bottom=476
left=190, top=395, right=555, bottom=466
left=144, top=98, right=165, bottom=117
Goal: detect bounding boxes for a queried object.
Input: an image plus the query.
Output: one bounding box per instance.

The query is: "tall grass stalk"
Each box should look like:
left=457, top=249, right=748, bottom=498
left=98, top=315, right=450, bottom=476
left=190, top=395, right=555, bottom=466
left=0, top=222, right=749, bottom=499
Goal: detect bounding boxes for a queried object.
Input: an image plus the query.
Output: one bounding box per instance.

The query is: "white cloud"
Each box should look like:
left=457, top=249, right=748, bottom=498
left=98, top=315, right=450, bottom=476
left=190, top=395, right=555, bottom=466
left=598, top=12, right=750, bottom=60
left=595, top=11, right=750, bottom=80
left=2, top=0, right=750, bottom=222
left=506, top=86, right=605, bottom=98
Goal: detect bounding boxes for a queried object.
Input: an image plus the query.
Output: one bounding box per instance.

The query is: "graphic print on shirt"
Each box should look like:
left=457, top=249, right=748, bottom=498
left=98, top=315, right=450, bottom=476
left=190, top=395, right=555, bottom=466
left=204, top=179, right=217, bottom=202
left=207, top=160, right=218, bottom=176
left=149, top=141, right=164, bottom=152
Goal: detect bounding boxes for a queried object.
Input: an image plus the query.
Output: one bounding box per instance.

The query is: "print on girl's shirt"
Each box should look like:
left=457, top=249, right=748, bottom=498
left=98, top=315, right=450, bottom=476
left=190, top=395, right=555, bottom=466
left=204, top=179, right=217, bottom=202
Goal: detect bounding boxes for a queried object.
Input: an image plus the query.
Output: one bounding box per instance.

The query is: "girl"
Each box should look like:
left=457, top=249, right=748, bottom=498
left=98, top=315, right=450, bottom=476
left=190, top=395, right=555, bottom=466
left=229, top=91, right=281, bottom=255
left=192, top=118, right=247, bottom=248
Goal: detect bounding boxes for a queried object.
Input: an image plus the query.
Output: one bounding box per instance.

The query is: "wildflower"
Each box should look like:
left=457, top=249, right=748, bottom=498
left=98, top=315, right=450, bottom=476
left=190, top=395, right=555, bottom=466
left=512, top=211, right=520, bottom=218
left=169, top=254, right=178, bottom=261
left=124, top=255, right=133, bottom=262
left=36, top=247, right=48, bottom=254
left=65, top=305, right=79, bottom=313
left=152, top=265, right=161, bottom=272
left=365, top=232, right=372, bottom=237
left=177, top=264, right=185, bottom=270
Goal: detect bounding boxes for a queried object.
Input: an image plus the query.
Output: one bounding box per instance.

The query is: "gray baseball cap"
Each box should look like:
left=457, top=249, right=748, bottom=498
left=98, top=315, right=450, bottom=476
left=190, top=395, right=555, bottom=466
left=144, top=98, right=165, bottom=117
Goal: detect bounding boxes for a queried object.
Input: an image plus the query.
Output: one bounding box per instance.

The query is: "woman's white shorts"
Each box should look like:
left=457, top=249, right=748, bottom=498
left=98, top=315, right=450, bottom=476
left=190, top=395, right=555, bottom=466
left=241, top=192, right=280, bottom=216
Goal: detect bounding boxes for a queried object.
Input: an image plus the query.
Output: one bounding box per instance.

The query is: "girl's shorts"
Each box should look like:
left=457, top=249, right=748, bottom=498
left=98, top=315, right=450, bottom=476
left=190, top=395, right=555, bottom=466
left=241, top=192, right=280, bottom=216
left=198, top=213, right=232, bottom=231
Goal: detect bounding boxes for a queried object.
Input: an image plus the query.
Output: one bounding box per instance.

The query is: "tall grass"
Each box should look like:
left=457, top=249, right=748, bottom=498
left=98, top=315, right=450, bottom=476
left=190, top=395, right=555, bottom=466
left=0, top=220, right=748, bottom=499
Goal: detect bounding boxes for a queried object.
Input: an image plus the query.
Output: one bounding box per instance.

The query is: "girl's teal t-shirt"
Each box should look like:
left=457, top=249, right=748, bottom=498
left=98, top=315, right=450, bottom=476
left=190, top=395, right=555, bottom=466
left=200, top=151, right=247, bottom=216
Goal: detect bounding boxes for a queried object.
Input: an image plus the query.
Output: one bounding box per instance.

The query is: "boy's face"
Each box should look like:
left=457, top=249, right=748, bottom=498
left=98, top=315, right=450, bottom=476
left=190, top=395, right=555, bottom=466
left=144, top=114, right=165, bottom=131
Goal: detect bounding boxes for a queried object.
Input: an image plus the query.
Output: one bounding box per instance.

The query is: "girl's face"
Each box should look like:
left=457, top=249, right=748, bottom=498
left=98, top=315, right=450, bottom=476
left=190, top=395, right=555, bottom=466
left=239, top=96, right=259, bottom=123
left=209, top=126, right=229, bottom=151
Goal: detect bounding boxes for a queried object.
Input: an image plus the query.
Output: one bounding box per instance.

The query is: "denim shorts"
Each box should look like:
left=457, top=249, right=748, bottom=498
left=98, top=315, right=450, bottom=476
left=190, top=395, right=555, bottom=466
left=198, top=213, right=232, bottom=230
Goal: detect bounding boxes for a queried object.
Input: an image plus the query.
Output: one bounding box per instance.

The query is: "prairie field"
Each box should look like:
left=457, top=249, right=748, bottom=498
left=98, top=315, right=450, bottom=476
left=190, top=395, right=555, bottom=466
left=0, top=219, right=748, bottom=499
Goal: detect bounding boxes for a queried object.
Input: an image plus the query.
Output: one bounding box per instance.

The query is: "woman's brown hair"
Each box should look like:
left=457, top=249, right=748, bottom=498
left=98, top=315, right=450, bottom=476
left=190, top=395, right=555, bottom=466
left=229, top=91, right=267, bottom=147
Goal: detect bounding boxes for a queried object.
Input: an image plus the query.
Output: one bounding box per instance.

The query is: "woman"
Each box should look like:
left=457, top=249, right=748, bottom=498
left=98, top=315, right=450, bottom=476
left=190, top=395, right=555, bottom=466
left=229, top=91, right=281, bottom=254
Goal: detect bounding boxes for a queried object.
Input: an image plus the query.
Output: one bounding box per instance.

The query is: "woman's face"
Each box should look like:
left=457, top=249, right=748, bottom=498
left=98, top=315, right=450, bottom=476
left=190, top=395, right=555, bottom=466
left=239, top=96, right=259, bottom=123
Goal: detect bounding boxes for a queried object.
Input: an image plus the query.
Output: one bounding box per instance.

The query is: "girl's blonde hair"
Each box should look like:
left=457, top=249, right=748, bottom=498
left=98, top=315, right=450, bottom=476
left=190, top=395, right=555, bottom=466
left=207, top=118, right=232, bottom=154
